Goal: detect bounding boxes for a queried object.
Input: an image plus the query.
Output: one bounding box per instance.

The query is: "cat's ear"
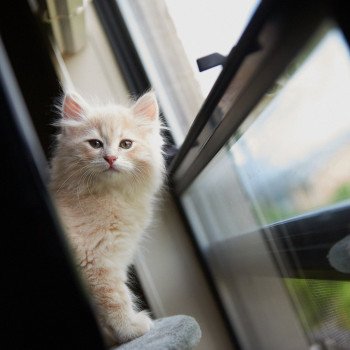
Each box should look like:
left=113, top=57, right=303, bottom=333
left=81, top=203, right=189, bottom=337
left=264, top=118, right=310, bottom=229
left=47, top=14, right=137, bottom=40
left=132, top=92, right=159, bottom=122
left=62, top=92, right=87, bottom=120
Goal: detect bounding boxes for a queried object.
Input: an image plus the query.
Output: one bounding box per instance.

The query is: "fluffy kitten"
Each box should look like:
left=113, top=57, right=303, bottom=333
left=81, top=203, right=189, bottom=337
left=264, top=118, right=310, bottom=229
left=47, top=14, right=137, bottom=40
left=49, top=91, right=165, bottom=344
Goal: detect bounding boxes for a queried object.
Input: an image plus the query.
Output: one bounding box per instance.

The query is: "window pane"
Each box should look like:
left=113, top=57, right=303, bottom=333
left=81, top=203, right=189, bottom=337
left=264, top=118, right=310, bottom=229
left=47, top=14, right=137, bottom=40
left=229, top=29, right=350, bottom=225
left=118, top=0, right=259, bottom=144
left=182, top=25, right=350, bottom=350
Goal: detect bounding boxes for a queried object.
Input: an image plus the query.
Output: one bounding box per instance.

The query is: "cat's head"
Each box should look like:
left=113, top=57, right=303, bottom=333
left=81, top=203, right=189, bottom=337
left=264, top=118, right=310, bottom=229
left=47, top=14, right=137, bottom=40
left=52, top=91, right=165, bottom=194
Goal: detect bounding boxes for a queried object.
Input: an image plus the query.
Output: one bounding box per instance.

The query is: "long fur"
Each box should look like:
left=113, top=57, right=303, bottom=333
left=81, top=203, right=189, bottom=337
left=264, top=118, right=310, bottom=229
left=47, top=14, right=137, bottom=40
left=49, top=91, right=165, bottom=345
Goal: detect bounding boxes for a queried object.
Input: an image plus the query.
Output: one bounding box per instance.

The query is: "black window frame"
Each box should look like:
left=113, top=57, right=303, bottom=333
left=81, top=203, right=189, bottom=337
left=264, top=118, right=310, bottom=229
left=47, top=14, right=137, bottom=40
left=0, top=1, right=106, bottom=348
left=96, top=0, right=350, bottom=348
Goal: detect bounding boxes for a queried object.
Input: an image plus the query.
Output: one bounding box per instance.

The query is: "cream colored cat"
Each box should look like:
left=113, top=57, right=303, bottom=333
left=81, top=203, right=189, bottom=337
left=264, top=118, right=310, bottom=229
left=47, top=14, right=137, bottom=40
left=49, top=91, right=165, bottom=344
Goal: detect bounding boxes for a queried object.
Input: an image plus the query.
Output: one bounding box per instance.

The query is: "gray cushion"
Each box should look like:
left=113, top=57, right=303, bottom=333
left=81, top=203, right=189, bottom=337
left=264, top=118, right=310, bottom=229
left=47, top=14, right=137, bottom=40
left=112, top=315, right=201, bottom=350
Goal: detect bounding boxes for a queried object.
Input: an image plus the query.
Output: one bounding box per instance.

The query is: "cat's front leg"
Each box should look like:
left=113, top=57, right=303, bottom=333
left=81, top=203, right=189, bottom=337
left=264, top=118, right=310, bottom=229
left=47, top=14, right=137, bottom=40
left=116, top=308, right=153, bottom=343
left=87, top=268, right=153, bottom=344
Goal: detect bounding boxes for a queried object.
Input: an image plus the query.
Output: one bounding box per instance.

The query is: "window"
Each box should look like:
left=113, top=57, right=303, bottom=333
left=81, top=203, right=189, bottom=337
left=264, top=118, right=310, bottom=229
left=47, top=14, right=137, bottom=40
left=117, top=0, right=259, bottom=144
left=95, top=0, right=350, bottom=349
left=182, top=24, right=350, bottom=349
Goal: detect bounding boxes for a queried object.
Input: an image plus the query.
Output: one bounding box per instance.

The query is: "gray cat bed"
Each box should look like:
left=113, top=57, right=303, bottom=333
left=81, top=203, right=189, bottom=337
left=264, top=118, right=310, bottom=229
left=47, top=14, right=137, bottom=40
left=112, top=315, right=201, bottom=350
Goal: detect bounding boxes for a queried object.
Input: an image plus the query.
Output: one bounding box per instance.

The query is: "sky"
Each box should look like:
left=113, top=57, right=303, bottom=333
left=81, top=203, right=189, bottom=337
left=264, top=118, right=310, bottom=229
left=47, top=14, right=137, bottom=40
left=164, top=0, right=259, bottom=96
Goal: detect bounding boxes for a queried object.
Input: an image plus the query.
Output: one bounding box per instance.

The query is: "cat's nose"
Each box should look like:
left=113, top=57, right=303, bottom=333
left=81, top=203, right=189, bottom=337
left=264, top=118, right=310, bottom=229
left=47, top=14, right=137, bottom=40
left=104, top=155, right=117, bottom=166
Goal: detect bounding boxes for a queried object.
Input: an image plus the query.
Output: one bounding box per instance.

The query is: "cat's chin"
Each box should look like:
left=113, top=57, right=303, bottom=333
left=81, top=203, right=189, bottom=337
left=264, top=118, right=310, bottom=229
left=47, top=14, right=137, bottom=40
left=105, top=167, right=120, bottom=173
left=101, top=167, right=129, bottom=182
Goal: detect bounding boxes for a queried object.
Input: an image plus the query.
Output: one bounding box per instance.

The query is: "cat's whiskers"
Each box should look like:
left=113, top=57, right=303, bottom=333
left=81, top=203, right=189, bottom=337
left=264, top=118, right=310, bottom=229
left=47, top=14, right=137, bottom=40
left=131, top=171, right=143, bottom=185
left=56, top=161, right=91, bottom=193
left=76, top=165, right=98, bottom=214
left=131, top=166, right=147, bottom=185
left=86, top=170, right=95, bottom=197
left=130, top=166, right=141, bottom=179
left=77, top=165, right=97, bottom=194
left=86, top=168, right=102, bottom=200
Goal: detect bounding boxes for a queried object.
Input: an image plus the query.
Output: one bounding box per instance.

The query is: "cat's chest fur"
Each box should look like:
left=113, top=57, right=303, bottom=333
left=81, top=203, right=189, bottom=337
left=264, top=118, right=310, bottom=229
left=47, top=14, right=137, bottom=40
left=56, top=191, right=152, bottom=270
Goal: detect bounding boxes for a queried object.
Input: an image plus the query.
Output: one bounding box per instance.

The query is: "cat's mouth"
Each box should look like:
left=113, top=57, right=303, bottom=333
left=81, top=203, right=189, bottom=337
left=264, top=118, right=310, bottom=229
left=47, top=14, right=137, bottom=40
left=104, top=166, right=120, bottom=173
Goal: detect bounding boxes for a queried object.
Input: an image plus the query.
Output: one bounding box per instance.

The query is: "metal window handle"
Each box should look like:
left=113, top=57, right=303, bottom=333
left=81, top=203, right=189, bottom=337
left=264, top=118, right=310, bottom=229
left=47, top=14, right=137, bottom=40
left=196, top=52, right=227, bottom=72
left=196, top=41, right=261, bottom=72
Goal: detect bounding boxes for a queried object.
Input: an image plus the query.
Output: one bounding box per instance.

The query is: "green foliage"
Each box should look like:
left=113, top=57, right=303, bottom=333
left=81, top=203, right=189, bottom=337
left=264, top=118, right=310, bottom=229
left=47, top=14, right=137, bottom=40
left=285, top=279, right=350, bottom=331
left=259, top=204, right=298, bottom=225
left=331, top=183, right=350, bottom=204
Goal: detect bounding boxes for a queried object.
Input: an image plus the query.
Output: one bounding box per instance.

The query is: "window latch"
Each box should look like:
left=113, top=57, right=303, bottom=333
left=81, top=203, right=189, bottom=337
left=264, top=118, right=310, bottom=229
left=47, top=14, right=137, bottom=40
left=196, top=52, right=226, bottom=72
left=196, top=41, right=261, bottom=72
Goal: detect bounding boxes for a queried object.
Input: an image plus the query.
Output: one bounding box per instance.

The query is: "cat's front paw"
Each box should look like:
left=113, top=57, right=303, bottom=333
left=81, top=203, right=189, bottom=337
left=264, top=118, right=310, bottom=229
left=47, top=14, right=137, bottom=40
left=117, top=311, right=153, bottom=343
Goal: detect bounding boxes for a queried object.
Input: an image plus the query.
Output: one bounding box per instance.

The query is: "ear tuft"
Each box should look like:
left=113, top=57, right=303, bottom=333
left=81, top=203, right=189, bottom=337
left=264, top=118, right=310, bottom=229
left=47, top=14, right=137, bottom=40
left=63, top=92, right=86, bottom=119
left=133, top=92, right=159, bottom=121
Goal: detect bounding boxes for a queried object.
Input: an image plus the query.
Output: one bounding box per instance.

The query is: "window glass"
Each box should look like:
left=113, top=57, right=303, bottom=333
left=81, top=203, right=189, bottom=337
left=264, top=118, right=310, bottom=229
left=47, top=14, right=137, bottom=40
left=118, top=0, right=259, bottom=144
left=230, top=28, right=350, bottom=225
left=182, top=26, right=350, bottom=349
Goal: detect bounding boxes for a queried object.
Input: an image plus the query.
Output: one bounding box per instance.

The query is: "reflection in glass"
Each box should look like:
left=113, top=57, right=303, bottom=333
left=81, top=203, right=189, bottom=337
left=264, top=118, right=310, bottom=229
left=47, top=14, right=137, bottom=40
left=182, top=26, right=350, bottom=349
left=233, top=28, right=350, bottom=225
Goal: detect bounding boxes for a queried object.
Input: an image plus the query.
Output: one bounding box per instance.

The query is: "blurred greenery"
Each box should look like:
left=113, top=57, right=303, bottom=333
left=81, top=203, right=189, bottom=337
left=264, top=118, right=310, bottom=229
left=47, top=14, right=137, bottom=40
left=276, top=184, right=350, bottom=333
left=258, top=182, right=350, bottom=225
left=258, top=182, right=350, bottom=332
left=285, top=279, right=350, bottom=331
left=259, top=205, right=291, bottom=223
left=331, top=183, right=350, bottom=204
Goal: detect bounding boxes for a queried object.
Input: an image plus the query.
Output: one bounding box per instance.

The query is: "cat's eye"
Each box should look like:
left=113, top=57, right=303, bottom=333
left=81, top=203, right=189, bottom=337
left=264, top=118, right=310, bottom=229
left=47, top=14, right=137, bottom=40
left=119, top=139, right=133, bottom=149
left=88, top=139, right=103, bottom=149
